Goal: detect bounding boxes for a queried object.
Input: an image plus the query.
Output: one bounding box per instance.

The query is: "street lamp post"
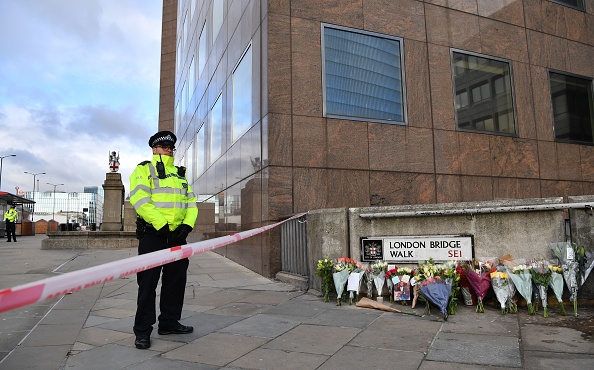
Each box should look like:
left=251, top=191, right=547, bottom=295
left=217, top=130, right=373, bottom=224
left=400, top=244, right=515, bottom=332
left=24, top=171, right=46, bottom=222
left=0, top=154, right=17, bottom=190
left=47, top=182, right=64, bottom=222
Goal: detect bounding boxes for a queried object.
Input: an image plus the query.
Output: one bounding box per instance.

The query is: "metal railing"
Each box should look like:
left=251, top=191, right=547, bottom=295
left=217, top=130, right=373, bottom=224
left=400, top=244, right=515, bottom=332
left=280, top=214, right=308, bottom=276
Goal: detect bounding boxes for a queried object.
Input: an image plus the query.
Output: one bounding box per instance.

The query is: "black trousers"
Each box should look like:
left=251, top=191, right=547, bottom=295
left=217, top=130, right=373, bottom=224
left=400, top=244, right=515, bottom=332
left=133, top=232, right=189, bottom=336
left=6, top=221, right=16, bottom=241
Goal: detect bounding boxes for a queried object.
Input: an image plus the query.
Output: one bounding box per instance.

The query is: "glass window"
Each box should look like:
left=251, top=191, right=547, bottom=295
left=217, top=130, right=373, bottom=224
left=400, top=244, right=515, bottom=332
left=186, top=141, right=194, bottom=183
left=451, top=51, right=516, bottom=135
left=550, top=72, right=594, bottom=144
left=198, top=23, right=206, bottom=77
left=189, top=56, right=195, bottom=95
left=549, top=0, right=585, bottom=11
left=196, top=124, right=205, bottom=175
left=322, top=24, right=406, bottom=123
left=210, top=94, right=223, bottom=163
left=212, top=0, right=223, bottom=45
left=232, top=45, right=252, bottom=142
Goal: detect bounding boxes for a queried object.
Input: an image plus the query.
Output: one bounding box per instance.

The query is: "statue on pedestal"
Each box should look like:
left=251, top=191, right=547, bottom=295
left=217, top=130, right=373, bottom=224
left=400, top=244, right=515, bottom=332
left=109, top=151, right=120, bottom=173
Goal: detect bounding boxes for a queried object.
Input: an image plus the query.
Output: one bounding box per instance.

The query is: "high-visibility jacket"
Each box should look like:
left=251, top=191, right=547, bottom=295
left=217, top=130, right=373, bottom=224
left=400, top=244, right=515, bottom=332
left=129, top=154, right=198, bottom=231
left=4, top=208, right=18, bottom=222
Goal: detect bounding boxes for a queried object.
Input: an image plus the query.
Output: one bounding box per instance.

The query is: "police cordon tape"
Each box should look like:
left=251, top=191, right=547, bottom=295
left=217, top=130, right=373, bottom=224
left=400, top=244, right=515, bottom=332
left=0, top=212, right=307, bottom=313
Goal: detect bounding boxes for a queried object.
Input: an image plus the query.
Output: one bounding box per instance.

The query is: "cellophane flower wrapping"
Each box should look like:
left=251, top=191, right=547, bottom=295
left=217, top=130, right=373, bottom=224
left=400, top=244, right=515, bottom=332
left=347, top=267, right=365, bottom=304
left=315, top=258, right=335, bottom=302
left=385, top=268, right=398, bottom=302
left=506, top=276, right=518, bottom=313
left=333, top=259, right=350, bottom=306
left=371, top=261, right=388, bottom=299
left=529, top=261, right=552, bottom=317
left=548, top=265, right=566, bottom=315
left=490, top=267, right=511, bottom=314
left=507, top=263, right=535, bottom=315
left=365, top=269, right=374, bottom=298
left=465, top=258, right=496, bottom=313
left=551, top=242, right=593, bottom=317
left=419, top=276, right=452, bottom=318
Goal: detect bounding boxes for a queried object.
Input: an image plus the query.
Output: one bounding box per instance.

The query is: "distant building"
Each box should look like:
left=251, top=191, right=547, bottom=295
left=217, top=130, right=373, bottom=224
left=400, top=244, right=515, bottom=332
left=161, top=0, right=594, bottom=277
left=24, top=189, right=104, bottom=226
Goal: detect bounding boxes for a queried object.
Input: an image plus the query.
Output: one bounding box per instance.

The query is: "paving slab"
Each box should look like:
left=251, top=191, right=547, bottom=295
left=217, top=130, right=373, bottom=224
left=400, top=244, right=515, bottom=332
left=162, top=332, right=268, bottom=366
left=318, top=345, right=424, bottom=370
left=263, top=324, right=360, bottom=355
left=521, top=323, right=594, bottom=353
left=263, top=296, right=330, bottom=318
left=125, top=355, right=219, bottom=370
left=19, top=323, right=81, bottom=347
left=62, top=343, right=157, bottom=370
left=349, top=314, right=441, bottom=352
left=0, top=344, right=71, bottom=369
left=523, top=350, right=594, bottom=370
left=441, top=305, right=519, bottom=336
left=157, top=312, right=244, bottom=342
left=204, top=301, right=271, bottom=317
left=304, top=307, right=382, bottom=329
left=426, top=331, right=522, bottom=368
left=235, top=290, right=303, bottom=305
left=229, top=347, right=329, bottom=370
left=75, top=326, right=134, bottom=346
left=419, top=361, right=513, bottom=370
left=219, top=313, right=301, bottom=338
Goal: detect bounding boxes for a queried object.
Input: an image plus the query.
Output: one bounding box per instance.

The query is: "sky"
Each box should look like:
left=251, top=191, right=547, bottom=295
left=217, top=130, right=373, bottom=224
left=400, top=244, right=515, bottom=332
left=0, top=0, right=163, bottom=197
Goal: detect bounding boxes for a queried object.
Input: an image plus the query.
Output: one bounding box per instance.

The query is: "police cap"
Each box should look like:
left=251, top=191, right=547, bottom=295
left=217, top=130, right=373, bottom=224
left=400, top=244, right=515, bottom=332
left=148, top=131, right=177, bottom=148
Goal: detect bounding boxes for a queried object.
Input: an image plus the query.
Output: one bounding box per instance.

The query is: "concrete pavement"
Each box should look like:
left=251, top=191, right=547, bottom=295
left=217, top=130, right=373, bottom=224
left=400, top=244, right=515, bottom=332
left=0, top=234, right=593, bottom=369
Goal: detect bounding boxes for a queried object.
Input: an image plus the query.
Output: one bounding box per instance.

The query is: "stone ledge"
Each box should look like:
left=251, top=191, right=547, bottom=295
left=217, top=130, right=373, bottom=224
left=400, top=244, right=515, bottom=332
left=42, top=231, right=137, bottom=250
left=275, top=271, right=309, bottom=291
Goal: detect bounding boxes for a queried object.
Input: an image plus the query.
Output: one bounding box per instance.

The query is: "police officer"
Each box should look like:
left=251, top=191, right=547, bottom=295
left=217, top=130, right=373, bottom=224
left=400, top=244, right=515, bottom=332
left=4, top=205, right=18, bottom=242
left=130, top=130, right=198, bottom=349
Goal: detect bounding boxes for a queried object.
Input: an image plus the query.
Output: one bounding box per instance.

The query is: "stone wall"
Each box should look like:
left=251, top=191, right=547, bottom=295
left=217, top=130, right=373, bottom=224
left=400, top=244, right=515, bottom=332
left=303, top=197, right=594, bottom=298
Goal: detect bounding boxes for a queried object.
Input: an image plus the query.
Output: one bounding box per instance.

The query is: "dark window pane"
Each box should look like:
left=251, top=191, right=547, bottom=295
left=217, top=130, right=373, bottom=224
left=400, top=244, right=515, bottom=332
left=550, top=0, right=586, bottom=11
left=452, top=51, right=516, bottom=135
left=323, top=26, right=405, bottom=123
left=550, top=72, right=594, bottom=144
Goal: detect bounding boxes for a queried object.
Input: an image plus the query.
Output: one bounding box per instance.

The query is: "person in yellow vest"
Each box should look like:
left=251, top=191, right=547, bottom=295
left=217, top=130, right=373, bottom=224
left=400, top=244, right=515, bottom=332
left=4, top=205, right=18, bottom=242
left=129, top=130, right=198, bottom=350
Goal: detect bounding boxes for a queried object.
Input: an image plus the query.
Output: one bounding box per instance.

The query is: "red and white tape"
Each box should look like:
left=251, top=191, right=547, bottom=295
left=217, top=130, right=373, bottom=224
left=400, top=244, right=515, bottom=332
left=0, top=212, right=306, bottom=313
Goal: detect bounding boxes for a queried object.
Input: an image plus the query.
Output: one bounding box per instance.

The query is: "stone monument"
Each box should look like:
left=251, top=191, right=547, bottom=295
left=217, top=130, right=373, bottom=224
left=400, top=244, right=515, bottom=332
left=100, top=172, right=124, bottom=231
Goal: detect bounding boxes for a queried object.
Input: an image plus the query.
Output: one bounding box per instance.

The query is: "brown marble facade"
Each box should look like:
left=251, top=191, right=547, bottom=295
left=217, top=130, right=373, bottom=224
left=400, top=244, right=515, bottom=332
left=162, top=0, right=594, bottom=277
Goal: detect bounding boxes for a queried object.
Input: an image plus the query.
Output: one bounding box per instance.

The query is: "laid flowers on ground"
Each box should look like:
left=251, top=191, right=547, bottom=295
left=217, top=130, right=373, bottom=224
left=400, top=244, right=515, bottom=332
left=551, top=242, right=594, bottom=317
left=332, top=258, right=351, bottom=306
left=530, top=261, right=552, bottom=317
left=465, top=259, right=495, bottom=313
left=548, top=263, right=566, bottom=315
left=490, top=266, right=512, bottom=314
left=385, top=268, right=398, bottom=302
left=507, top=262, right=535, bottom=315
left=346, top=261, right=365, bottom=305
left=316, top=258, right=335, bottom=302
left=370, top=261, right=388, bottom=299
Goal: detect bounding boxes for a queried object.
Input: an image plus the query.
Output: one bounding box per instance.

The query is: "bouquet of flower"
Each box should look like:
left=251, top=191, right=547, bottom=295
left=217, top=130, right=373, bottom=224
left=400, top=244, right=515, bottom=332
left=419, top=276, right=452, bottom=320
left=346, top=259, right=365, bottom=305
left=548, top=263, right=566, bottom=315
left=392, top=267, right=412, bottom=305
left=465, top=259, right=495, bottom=313
left=507, top=262, right=535, bottom=315
left=413, top=260, right=440, bottom=313
left=385, top=268, right=398, bottom=303
left=439, top=261, right=460, bottom=315
left=490, top=266, right=512, bottom=314
left=371, top=261, right=388, bottom=300
left=529, top=261, right=552, bottom=317
left=551, top=242, right=594, bottom=317
left=332, top=258, right=351, bottom=306
left=315, top=258, right=335, bottom=302
left=457, top=262, right=475, bottom=306
left=365, top=268, right=374, bottom=298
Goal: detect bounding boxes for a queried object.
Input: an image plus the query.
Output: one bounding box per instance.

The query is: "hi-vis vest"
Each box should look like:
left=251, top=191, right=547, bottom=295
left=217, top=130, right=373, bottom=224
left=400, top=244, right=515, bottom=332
left=4, top=209, right=17, bottom=222
left=129, top=154, right=198, bottom=231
